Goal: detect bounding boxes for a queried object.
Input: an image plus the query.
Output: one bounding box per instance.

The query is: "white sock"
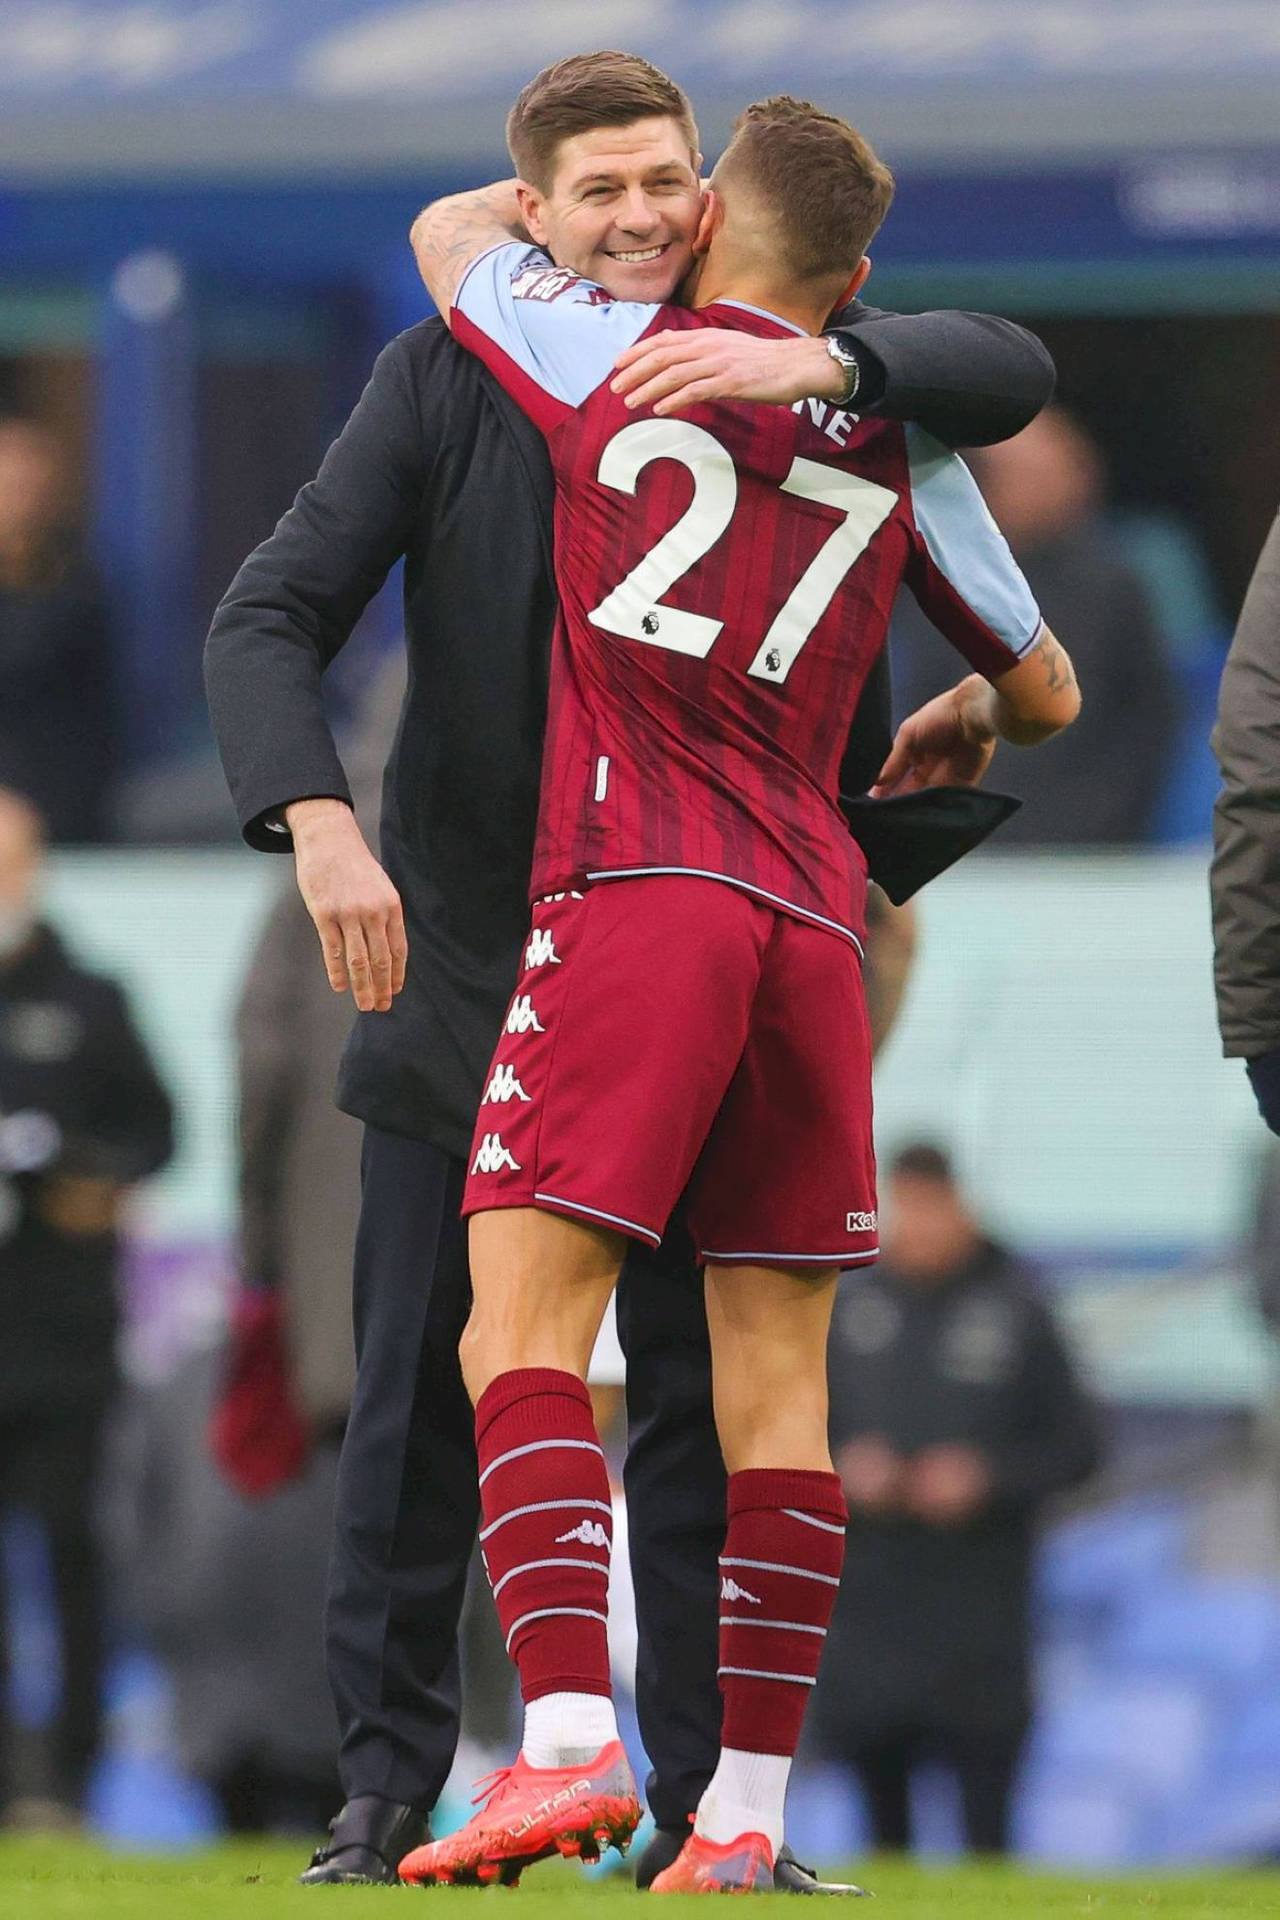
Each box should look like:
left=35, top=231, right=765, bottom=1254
left=520, top=1691, right=619, bottom=1769
left=694, top=1747, right=790, bottom=1854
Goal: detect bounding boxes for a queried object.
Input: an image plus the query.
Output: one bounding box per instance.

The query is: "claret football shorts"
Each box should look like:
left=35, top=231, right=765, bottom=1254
left=462, top=875, right=878, bottom=1269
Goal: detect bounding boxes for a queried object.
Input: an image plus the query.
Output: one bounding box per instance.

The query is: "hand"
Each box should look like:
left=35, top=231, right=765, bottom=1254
left=904, top=1445, right=992, bottom=1525
left=38, top=1175, right=122, bottom=1237
left=835, top=1436, right=906, bottom=1514
left=871, top=676, right=998, bottom=797
left=286, top=799, right=408, bottom=1013
left=611, top=330, right=844, bottom=417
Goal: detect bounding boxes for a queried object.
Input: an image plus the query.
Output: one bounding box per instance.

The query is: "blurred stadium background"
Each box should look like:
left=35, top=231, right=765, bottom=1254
left=1, top=0, right=1279, bottom=1875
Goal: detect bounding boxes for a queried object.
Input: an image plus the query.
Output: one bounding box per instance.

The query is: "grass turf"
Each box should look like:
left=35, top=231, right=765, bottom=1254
left=1, top=1838, right=1278, bottom=1916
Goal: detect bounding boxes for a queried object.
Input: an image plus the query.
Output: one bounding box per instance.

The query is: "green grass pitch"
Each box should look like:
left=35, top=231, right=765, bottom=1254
left=2, top=1838, right=1278, bottom=1916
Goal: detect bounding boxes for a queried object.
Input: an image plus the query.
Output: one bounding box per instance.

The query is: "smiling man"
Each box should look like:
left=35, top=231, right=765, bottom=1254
left=205, top=49, right=1057, bottom=1896
left=502, top=75, right=702, bottom=298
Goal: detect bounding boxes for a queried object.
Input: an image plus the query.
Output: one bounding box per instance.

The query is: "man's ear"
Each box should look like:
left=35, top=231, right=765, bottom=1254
left=515, top=180, right=548, bottom=246
left=836, top=255, right=873, bottom=309
left=692, top=188, right=721, bottom=258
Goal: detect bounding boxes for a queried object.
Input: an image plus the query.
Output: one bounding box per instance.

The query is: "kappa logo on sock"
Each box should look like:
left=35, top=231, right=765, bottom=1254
left=720, top=1576, right=761, bottom=1605
left=556, top=1519, right=610, bottom=1548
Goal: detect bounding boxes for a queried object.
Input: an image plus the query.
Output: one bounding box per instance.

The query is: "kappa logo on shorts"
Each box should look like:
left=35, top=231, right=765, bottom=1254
left=506, top=995, right=545, bottom=1035
left=846, top=1210, right=878, bottom=1234
left=525, top=928, right=561, bottom=969
left=471, top=1132, right=522, bottom=1175
left=483, top=1063, right=531, bottom=1105
left=556, top=1519, right=610, bottom=1548
left=720, top=1576, right=761, bottom=1605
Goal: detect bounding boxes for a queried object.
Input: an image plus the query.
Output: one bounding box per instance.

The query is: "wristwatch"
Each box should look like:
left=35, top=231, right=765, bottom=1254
left=824, top=334, right=861, bottom=407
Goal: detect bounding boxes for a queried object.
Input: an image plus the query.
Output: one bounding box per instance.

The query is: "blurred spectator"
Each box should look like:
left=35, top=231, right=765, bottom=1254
left=0, top=788, right=174, bottom=1822
left=813, top=1142, right=1100, bottom=1855
left=1212, top=510, right=1280, bottom=1132
left=0, top=420, right=116, bottom=843
left=112, top=1333, right=342, bottom=1837
left=892, top=406, right=1179, bottom=844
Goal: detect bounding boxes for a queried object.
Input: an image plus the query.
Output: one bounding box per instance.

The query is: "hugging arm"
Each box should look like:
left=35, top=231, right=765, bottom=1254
left=410, top=183, right=528, bottom=318
left=612, top=304, right=1054, bottom=448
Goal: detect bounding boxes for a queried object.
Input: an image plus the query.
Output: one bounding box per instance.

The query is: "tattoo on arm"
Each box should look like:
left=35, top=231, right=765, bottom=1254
left=411, top=181, right=527, bottom=316
left=1042, top=638, right=1077, bottom=695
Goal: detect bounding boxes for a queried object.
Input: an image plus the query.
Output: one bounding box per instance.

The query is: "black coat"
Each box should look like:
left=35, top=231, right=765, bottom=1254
left=0, top=924, right=175, bottom=1411
left=205, top=310, right=1054, bottom=1157
left=816, top=1247, right=1100, bottom=1740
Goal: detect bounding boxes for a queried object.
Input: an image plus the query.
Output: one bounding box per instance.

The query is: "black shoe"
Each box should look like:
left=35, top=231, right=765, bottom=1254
left=635, top=1826, right=871, bottom=1895
left=774, top=1843, right=872, bottom=1896
left=298, top=1794, right=431, bottom=1885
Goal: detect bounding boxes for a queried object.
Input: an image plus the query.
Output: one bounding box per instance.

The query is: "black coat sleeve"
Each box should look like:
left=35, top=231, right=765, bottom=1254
left=62, top=978, right=176, bottom=1184
left=828, top=304, right=1056, bottom=450
left=204, top=332, right=430, bottom=851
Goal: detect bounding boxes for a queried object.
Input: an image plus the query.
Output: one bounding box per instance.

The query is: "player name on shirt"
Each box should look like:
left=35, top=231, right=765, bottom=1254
left=790, top=398, right=861, bottom=448
left=452, top=244, right=1044, bottom=949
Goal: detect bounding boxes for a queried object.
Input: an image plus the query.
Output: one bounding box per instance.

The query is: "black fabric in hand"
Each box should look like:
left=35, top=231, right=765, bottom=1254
left=1247, top=1048, right=1280, bottom=1135
left=840, top=787, right=1021, bottom=904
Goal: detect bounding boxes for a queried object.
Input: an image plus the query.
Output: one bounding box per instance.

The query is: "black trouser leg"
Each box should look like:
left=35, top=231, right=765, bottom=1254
left=947, top=1725, right=1026, bottom=1855
left=325, top=1129, right=476, bottom=1811
left=847, top=1732, right=913, bottom=1851
left=7, top=1405, right=108, bottom=1808
left=458, top=1546, right=516, bottom=1754
left=616, top=1222, right=725, bottom=1832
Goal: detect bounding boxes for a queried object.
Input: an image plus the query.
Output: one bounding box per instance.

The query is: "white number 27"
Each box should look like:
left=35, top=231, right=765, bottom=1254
left=587, top=420, right=897, bottom=685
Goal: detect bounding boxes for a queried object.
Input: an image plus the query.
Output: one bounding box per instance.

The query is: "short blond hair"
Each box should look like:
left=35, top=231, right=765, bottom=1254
left=715, top=96, right=895, bottom=282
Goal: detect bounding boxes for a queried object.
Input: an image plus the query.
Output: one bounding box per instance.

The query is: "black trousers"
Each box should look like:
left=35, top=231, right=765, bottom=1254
left=837, top=1723, right=1027, bottom=1855
left=326, top=1127, right=724, bottom=1829
left=0, top=1399, right=109, bottom=1808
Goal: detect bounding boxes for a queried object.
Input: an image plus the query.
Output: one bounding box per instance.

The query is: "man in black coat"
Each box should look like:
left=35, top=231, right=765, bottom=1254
left=0, top=788, right=174, bottom=1818
left=205, top=76, right=1055, bottom=1887
left=815, top=1144, right=1100, bottom=1855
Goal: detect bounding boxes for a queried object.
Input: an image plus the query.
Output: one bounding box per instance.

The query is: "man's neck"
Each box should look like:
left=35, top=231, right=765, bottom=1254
left=690, top=271, right=826, bottom=335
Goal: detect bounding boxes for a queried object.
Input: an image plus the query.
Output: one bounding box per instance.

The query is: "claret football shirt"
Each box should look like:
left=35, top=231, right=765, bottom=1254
left=453, top=243, right=1043, bottom=949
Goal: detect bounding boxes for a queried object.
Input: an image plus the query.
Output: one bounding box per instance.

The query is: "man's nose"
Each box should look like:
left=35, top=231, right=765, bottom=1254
left=617, top=189, right=661, bottom=235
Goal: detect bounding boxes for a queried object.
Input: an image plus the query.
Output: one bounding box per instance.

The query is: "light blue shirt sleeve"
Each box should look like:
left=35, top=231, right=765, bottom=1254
left=905, top=423, right=1043, bottom=661
left=453, top=242, right=660, bottom=409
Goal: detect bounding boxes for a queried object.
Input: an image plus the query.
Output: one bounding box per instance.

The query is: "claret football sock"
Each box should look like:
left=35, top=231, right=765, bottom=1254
left=695, top=1467, right=847, bottom=1847
left=474, top=1367, right=617, bottom=1759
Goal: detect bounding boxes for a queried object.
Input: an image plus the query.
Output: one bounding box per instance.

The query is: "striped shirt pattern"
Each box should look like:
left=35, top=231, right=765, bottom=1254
left=453, top=246, right=1043, bottom=950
